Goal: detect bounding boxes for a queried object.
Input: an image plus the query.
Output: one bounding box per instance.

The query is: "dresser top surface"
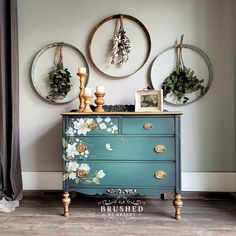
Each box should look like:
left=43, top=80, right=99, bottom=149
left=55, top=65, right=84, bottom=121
left=61, top=111, right=183, bottom=116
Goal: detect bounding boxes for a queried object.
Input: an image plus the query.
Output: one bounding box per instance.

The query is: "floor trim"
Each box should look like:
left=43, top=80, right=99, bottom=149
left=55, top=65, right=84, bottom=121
left=22, top=171, right=236, bottom=192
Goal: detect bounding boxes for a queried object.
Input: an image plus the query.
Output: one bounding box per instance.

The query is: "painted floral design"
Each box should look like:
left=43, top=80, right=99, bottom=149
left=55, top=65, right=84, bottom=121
left=63, top=116, right=117, bottom=185
left=96, top=170, right=106, bottom=178
left=66, top=143, right=79, bottom=158
left=74, top=118, right=93, bottom=135
left=66, top=116, right=118, bottom=136
left=64, top=138, right=90, bottom=160
left=63, top=161, right=106, bottom=185
left=105, top=143, right=113, bottom=151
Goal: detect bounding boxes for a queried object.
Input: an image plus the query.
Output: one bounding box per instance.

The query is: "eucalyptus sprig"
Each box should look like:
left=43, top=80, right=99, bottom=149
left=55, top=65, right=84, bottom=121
left=162, top=35, right=206, bottom=104
left=46, top=45, right=72, bottom=102
left=162, top=67, right=205, bottom=104
left=47, top=63, right=72, bottom=102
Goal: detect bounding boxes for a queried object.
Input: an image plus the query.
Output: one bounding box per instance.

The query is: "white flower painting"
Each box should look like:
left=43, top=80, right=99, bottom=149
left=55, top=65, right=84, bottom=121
left=96, top=170, right=106, bottom=179
left=105, top=143, right=113, bottom=151
left=99, top=123, right=107, bottom=130
left=78, top=163, right=91, bottom=173
left=66, top=144, right=79, bottom=158
left=104, top=117, right=111, bottom=123
left=66, top=161, right=80, bottom=172
left=74, top=119, right=91, bottom=136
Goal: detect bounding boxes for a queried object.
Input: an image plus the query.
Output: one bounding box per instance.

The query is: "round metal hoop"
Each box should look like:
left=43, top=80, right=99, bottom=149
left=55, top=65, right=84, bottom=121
left=31, top=42, right=89, bottom=104
left=88, top=14, right=151, bottom=79
left=151, top=44, right=213, bottom=105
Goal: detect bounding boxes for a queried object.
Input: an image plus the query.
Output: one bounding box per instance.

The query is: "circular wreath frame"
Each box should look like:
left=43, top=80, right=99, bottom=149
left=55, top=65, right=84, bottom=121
left=88, top=14, right=151, bottom=78
left=31, top=42, right=89, bottom=104
left=150, top=44, right=213, bottom=105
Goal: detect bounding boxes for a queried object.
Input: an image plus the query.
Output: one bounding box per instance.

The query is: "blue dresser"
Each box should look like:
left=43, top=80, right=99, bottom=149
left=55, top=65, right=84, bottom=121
left=62, top=112, right=183, bottom=219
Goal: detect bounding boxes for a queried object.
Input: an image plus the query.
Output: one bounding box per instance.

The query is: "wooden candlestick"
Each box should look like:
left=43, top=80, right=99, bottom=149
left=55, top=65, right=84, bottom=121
left=94, top=92, right=105, bottom=112
left=77, top=72, right=87, bottom=112
left=83, top=95, right=93, bottom=113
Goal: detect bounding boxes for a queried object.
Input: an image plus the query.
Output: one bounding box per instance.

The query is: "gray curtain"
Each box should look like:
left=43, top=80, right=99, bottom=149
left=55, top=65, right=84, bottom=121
left=0, top=0, right=23, bottom=200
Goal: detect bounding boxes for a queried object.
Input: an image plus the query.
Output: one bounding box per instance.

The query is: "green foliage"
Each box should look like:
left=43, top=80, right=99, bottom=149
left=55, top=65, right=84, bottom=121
left=92, top=177, right=100, bottom=184
left=62, top=138, right=68, bottom=148
left=47, top=63, right=72, bottom=102
left=162, top=67, right=206, bottom=104
left=62, top=172, right=70, bottom=181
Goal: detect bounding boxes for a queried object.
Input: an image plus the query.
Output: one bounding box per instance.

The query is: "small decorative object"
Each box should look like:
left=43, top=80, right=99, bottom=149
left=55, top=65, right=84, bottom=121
left=135, top=90, right=163, bottom=112
left=46, top=44, right=72, bottom=102
left=111, top=15, right=131, bottom=65
left=162, top=35, right=206, bottom=104
left=83, top=87, right=93, bottom=113
left=77, top=67, right=87, bottom=112
left=103, top=105, right=134, bottom=112
left=94, top=87, right=105, bottom=112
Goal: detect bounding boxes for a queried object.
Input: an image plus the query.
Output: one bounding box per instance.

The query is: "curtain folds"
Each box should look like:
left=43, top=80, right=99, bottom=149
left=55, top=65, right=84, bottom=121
left=0, top=0, right=23, bottom=200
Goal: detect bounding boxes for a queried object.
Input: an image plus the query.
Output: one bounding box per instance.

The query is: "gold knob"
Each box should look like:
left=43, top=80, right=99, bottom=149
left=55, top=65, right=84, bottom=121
left=154, top=144, right=166, bottom=153
left=76, top=143, right=87, bottom=153
left=88, top=123, right=97, bottom=130
left=143, top=123, right=153, bottom=129
left=155, top=170, right=166, bottom=179
left=77, top=170, right=88, bottom=178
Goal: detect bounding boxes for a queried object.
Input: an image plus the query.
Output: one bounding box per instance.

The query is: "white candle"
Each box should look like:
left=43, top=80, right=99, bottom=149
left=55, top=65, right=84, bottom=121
left=96, top=85, right=105, bottom=93
left=84, top=87, right=92, bottom=95
left=78, top=67, right=86, bottom=74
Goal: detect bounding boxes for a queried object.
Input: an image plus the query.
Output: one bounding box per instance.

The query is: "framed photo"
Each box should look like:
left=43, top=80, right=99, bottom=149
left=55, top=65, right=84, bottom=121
left=135, top=89, right=163, bottom=112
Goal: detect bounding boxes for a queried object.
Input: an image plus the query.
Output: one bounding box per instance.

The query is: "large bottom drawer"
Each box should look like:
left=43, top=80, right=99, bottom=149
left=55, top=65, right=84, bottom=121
left=64, top=161, right=175, bottom=188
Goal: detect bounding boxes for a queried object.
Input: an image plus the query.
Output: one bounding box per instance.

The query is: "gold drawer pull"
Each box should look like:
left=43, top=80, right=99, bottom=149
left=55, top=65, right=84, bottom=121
left=144, top=122, right=153, bottom=130
left=88, top=123, right=97, bottom=130
left=77, top=170, right=88, bottom=178
left=76, top=144, right=87, bottom=153
left=155, top=170, right=166, bottom=179
left=154, top=144, right=166, bottom=153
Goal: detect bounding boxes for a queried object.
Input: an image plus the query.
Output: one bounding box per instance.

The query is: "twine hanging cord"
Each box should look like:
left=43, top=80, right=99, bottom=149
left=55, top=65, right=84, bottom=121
left=176, top=34, right=185, bottom=71
left=54, top=44, right=64, bottom=68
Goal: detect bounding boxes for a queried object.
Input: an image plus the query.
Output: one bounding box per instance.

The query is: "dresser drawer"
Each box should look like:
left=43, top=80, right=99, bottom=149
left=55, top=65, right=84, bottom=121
left=65, top=116, right=119, bottom=136
left=121, top=117, right=175, bottom=135
left=64, top=161, right=175, bottom=188
left=65, top=136, right=175, bottom=161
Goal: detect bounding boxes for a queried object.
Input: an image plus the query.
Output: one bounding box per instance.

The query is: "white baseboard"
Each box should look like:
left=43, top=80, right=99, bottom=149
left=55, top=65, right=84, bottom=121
left=181, top=172, right=236, bottom=192
left=22, top=172, right=236, bottom=192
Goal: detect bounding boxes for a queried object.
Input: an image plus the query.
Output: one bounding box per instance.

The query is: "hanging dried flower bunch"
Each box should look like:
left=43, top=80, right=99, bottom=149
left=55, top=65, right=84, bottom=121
left=111, top=15, right=131, bottom=65
left=162, top=35, right=206, bottom=104
left=46, top=44, right=72, bottom=102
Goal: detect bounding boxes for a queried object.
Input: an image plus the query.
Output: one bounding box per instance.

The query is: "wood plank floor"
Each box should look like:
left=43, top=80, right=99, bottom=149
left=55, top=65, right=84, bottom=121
left=0, top=194, right=235, bottom=236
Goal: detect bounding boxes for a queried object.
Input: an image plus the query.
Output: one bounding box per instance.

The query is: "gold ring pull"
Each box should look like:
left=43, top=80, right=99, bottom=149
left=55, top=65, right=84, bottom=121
left=154, top=144, right=166, bottom=153
left=155, top=170, right=166, bottom=179
left=76, top=143, right=87, bottom=153
left=88, top=123, right=97, bottom=130
left=143, top=123, right=153, bottom=130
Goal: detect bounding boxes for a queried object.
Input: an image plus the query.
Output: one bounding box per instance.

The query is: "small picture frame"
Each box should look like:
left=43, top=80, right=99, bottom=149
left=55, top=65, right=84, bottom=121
left=135, top=89, right=163, bottom=112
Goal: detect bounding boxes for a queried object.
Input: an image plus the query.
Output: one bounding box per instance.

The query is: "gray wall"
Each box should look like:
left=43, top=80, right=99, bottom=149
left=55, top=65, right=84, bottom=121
left=18, top=0, right=235, bottom=173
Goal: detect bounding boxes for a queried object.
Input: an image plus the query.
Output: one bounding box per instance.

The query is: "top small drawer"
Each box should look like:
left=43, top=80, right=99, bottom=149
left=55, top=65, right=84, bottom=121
left=122, top=117, right=175, bottom=135
left=65, top=116, right=119, bottom=136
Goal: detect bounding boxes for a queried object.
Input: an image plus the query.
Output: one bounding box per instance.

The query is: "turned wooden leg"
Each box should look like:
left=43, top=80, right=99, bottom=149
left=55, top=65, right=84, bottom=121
left=62, top=192, right=71, bottom=217
left=173, top=193, right=183, bottom=220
